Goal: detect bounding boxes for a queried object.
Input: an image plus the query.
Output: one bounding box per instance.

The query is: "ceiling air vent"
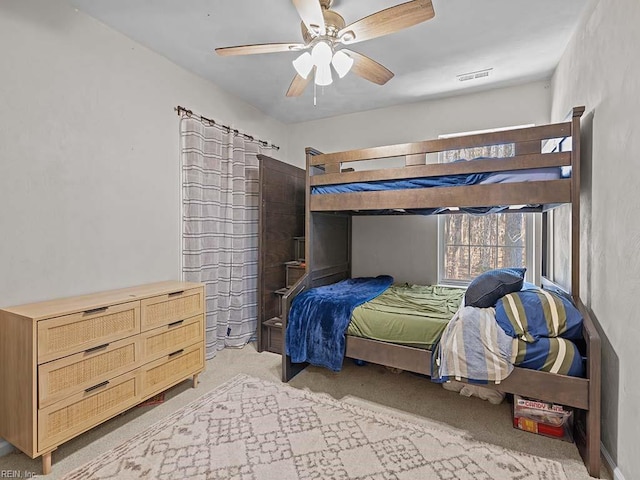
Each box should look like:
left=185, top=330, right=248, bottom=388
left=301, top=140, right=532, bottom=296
left=457, top=68, right=493, bottom=82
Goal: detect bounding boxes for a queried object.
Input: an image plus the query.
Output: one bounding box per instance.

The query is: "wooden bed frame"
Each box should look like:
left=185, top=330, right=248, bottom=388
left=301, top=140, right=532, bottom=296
left=279, top=106, right=601, bottom=478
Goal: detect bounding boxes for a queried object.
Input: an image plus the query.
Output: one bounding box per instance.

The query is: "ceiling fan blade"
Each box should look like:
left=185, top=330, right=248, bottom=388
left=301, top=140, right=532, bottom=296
left=215, top=43, right=305, bottom=56
left=338, top=0, right=434, bottom=45
left=292, top=0, right=326, bottom=36
left=286, top=73, right=312, bottom=97
left=343, top=49, right=394, bottom=85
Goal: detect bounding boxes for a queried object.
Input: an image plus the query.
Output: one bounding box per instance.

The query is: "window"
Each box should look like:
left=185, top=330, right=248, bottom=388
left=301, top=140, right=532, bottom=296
left=440, top=212, right=532, bottom=285
left=437, top=125, right=534, bottom=286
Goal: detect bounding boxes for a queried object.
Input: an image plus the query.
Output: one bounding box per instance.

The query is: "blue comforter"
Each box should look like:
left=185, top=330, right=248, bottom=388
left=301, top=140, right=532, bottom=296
left=285, top=275, right=394, bottom=371
left=310, top=158, right=563, bottom=196
left=311, top=172, right=492, bottom=194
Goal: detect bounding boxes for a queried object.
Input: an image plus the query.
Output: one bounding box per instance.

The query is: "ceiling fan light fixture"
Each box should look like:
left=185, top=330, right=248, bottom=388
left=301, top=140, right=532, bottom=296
left=311, top=41, right=333, bottom=66
left=293, top=52, right=314, bottom=79
left=315, top=62, right=333, bottom=86
left=331, top=50, right=354, bottom=78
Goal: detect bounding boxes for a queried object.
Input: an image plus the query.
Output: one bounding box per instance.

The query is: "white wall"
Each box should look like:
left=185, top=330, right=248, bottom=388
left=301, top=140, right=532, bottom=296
left=0, top=0, right=288, bottom=307
left=551, top=0, right=640, bottom=478
left=288, top=81, right=552, bottom=284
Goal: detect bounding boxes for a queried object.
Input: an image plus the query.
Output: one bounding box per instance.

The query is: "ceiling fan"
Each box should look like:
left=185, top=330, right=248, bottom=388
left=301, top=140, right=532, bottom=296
left=215, top=0, right=435, bottom=97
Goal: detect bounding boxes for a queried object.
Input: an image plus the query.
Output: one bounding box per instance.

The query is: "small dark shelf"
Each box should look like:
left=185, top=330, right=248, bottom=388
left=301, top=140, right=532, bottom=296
left=286, top=263, right=305, bottom=287
left=263, top=316, right=284, bottom=354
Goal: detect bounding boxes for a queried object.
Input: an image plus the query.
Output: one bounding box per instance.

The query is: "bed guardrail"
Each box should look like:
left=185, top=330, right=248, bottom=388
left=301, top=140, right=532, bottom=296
left=310, top=121, right=572, bottom=173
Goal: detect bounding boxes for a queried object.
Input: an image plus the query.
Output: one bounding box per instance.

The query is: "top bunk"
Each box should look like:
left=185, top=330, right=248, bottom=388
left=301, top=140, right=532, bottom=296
left=307, top=106, right=584, bottom=215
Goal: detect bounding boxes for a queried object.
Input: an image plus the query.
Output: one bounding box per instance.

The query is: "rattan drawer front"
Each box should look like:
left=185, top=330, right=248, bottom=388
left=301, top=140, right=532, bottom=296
left=141, top=315, right=204, bottom=363
left=38, top=301, right=140, bottom=364
left=38, top=370, right=140, bottom=452
left=38, top=337, right=142, bottom=408
left=140, top=288, right=204, bottom=332
left=140, top=343, right=204, bottom=399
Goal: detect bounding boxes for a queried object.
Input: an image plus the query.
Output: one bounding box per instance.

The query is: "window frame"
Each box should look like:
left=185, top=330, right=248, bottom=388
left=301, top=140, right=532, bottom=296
left=437, top=211, right=535, bottom=287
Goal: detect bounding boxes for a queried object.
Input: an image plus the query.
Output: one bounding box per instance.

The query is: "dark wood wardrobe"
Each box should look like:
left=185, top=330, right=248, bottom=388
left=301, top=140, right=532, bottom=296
left=257, top=155, right=305, bottom=353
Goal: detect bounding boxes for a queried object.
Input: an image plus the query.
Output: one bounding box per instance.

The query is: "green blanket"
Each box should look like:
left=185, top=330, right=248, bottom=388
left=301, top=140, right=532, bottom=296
left=348, top=284, right=464, bottom=348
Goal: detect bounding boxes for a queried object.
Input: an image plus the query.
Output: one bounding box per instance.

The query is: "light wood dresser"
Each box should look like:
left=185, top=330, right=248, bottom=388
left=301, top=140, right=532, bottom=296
left=0, top=281, right=206, bottom=474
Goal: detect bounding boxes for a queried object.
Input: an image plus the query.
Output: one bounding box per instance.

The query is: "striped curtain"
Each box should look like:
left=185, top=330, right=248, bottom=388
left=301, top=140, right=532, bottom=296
left=180, top=117, right=274, bottom=359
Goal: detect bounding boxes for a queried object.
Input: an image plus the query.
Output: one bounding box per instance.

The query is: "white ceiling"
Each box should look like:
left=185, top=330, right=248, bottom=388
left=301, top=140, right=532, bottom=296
left=68, top=0, right=588, bottom=124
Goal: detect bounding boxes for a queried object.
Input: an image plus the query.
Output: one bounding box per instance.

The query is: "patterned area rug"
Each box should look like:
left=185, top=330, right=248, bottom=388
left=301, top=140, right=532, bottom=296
left=61, top=374, right=567, bottom=480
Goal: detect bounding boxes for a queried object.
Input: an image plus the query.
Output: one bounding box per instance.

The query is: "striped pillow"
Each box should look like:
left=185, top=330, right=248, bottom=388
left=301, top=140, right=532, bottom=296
left=495, top=289, right=583, bottom=342
left=512, top=337, right=584, bottom=377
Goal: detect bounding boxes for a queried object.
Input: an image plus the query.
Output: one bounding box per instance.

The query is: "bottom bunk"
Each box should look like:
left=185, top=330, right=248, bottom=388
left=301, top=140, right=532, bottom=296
left=281, top=274, right=601, bottom=478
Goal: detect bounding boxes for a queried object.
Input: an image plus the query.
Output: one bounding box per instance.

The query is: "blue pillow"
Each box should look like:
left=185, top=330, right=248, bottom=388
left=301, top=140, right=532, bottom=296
left=513, top=337, right=584, bottom=377
left=464, top=268, right=526, bottom=308
left=495, top=289, right=583, bottom=342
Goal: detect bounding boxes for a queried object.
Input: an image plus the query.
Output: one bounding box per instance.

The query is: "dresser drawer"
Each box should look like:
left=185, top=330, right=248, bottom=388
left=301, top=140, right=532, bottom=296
left=140, top=288, right=204, bottom=332
left=140, top=343, right=204, bottom=399
left=141, top=314, right=204, bottom=363
left=38, top=370, right=140, bottom=451
left=38, top=337, right=142, bottom=408
left=37, top=301, right=140, bottom=364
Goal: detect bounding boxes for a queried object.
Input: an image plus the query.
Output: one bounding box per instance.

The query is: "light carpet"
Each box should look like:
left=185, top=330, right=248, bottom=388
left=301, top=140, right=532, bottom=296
left=61, top=374, right=568, bottom=480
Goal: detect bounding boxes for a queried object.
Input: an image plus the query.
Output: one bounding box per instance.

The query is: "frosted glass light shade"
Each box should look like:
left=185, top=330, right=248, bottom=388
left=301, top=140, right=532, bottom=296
left=315, top=62, right=333, bottom=86
left=292, top=52, right=314, bottom=79
left=311, top=41, right=332, bottom=66
left=331, top=50, right=354, bottom=78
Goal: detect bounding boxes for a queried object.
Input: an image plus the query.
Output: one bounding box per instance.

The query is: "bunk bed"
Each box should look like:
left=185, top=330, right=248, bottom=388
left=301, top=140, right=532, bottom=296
left=279, top=106, right=601, bottom=478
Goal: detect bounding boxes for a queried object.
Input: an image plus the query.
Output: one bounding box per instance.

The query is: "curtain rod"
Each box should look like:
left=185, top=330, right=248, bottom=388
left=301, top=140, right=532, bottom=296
left=174, top=105, right=279, bottom=150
